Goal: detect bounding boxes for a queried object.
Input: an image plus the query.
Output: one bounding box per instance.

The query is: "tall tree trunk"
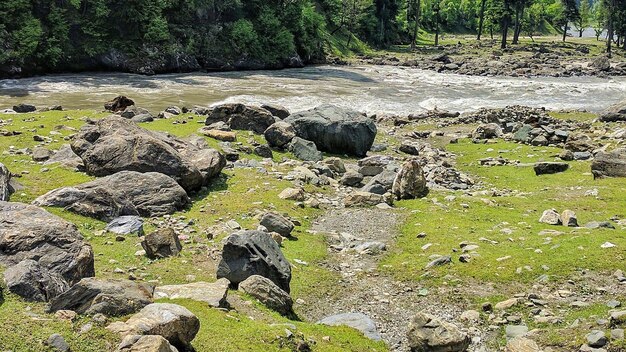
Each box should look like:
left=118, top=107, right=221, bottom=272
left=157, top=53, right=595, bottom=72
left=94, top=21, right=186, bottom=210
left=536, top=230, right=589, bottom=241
left=501, top=8, right=510, bottom=49
left=607, top=16, right=613, bottom=58
left=512, top=7, right=521, bottom=44
left=411, top=0, right=421, bottom=49
left=477, top=0, right=487, bottom=40
left=562, top=22, right=567, bottom=42
left=579, top=28, right=583, bottom=37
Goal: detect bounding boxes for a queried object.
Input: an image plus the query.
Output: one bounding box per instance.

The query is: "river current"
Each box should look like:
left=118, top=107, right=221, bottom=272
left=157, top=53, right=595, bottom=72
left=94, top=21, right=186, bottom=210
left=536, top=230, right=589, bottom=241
left=1, top=65, right=625, bottom=114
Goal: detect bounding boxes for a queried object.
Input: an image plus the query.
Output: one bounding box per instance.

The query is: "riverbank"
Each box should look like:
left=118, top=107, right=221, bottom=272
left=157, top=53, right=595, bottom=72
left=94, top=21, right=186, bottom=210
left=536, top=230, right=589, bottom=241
left=350, top=38, right=626, bottom=78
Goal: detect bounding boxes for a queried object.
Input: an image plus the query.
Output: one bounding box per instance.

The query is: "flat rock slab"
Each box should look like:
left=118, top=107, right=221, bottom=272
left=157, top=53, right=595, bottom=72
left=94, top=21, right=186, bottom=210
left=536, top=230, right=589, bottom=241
left=154, top=279, right=229, bottom=308
left=318, top=312, right=382, bottom=341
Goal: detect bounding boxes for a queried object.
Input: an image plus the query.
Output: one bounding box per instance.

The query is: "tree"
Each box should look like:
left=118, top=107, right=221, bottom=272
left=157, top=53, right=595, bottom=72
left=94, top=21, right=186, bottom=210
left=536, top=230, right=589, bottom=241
left=592, top=0, right=606, bottom=41
left=574, top=0, right=592, bottom=37
left=559, top=0, right=579, bottom=42
left=408, top=0, right=422, bottom=48
left=477, top=0, right=488, bottom=39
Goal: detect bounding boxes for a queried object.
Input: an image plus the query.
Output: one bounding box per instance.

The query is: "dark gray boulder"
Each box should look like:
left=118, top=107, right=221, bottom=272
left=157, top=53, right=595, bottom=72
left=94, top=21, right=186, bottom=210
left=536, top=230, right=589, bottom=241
left=205, top=103, right=276, bottom=134
left=141, top=228, right=183, bottom=259
left=0, top=202, right=95, bottom=301
left=284, top=105, right=377, bottom=157
left=260, top=212, right=295, bottom=237
left=33, top=171, right=189, bottom=221
left=13, top=103, right=36, bottom=113
left=0, top=162, right=14, bottom=201
left=71, top=116, right=224, bottom=192
left=4, top=260, right=70, bottom=302
left=47, top=278, right=153, bottom=316
left=104, top=96, right=135, bottom=112
left=592, top=148, right=626, bottom=178
left=264, top=121, right=296, bottom=148
left=288, top=137, right=323, bottom=162
left=217, top=230, right=292, bottom=293
left=261, top=104, right=290, bottom=119
left=534, top=162, right=569, bottom=176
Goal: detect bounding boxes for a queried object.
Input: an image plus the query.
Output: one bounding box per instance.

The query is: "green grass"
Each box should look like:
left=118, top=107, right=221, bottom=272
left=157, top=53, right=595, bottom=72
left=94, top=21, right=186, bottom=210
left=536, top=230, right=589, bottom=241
left=0, top=110, right=385, bottom=351
left=381, top=139, right=625, bottom=285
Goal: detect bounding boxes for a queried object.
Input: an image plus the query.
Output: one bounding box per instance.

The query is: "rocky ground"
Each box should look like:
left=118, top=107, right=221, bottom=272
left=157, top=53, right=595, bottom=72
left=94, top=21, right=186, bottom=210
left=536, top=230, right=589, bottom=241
left=344, top=39, right=626, bottom=78
left=0, top=95, right=625, bottom=352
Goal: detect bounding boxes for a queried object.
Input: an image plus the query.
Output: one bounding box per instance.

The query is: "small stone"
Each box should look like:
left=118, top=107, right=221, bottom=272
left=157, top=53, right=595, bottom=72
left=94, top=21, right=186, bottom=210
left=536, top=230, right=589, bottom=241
left=586, top=330, right=607, bottom=347
left=46, top=334, right=70, bottom=352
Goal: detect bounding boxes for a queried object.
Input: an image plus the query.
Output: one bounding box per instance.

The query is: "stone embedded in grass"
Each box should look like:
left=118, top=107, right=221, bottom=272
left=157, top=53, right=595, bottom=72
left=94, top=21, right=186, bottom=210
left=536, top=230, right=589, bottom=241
left=495, top=298, right=519, bottom=310
left=217, top=230, right=292, bottom=293
left=278, top=187, right=305, bottom=201
left=560, top=210, right=578, bottom=227
left=141, top=228, right=183, bottom=260
left=344, top=191, right=392, bottom=208
left=288, top=137, right=322, bottom=162
left=205, top=103, right=276, bottom=134
left=533, top=162, right=569, bottom=176
left=392, top=159, right=429, bottom=200
left=239, top=275, right=293, bottom=315
left=106, top=303, right=200, bottom=352
left=45, top=333, right=70, bottom=352
left=0, top=162, right=14, bottom=201
left=259, top=212, right=295, bottom=237
left=106, top=216, right=144, bottom=236
left=117, top=335, right=178, bottom=352
left=505, top=337, right=540, bottom=352
left=198, top=127, right=236, bottom=142
left=586, top=330, right=608, bottom=348
left=539, top=209, right=562, bottom=225
left=592, top=148, right=626, bottom=178
left=406, top=312, right=469, bottom=352
left=472, top=123, right=502, bottom=140
left=505, top=325, right=529, bottom=339
left=154, top=279, right=229, bottom=308
left=13, top=103, right=37, bottom=113
left=425, top=255, right=452, bottom=269
left=318, top=312, right=382, bottom=341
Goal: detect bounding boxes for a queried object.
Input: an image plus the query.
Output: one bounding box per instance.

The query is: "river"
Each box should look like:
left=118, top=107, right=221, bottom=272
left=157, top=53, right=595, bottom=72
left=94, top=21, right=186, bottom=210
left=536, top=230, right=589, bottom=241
left=1, top=65, right=625, bottom=115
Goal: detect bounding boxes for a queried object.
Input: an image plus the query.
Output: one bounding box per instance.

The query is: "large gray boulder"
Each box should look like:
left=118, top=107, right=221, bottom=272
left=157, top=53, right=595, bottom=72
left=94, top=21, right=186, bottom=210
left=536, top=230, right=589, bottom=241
left=106, top=303, right=199, bottom=352
left=592, top=148, right=626, bottom=178
left=239, top=275, right=293, bottom=315
left=47, top=278, right=154, bottom=316
left=205, top=103, right=276, bottom=134
left=0, top=202, right=95, bottom=301
left=392, top=160, right=429, bottom=200
left=33, top=171, right=189, bottom=221
left=71, top=116, right=224, bottom=192
left=0, top=162, right=14, bottom=201
left=284, top=105, right=377, bottom=157
left=407, top=312, right=470, bottom=352
left=217, top=231, right=292, bottom=293
left=600, top=100, right=626, bottom=122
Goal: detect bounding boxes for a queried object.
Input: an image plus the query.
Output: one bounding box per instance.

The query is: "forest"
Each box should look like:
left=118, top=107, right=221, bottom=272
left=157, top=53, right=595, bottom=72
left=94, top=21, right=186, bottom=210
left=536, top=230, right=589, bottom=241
left=0, top=0, right=625, bottom=75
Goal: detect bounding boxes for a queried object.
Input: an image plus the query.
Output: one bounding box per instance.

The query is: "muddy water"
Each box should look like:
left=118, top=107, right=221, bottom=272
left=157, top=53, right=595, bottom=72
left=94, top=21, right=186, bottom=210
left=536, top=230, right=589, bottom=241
left=1, top=65, right=625, bottom=114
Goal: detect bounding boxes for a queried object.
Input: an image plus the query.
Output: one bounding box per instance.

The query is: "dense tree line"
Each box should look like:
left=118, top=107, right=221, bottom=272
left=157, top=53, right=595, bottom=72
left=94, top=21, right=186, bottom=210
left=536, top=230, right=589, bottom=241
left=0, top=0, right=624, bottom=75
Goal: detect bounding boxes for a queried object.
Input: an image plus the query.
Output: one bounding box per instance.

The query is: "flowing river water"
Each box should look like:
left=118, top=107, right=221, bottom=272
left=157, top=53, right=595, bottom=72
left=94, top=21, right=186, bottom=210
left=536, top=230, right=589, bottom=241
left=1, top=65, right=625, bottom=114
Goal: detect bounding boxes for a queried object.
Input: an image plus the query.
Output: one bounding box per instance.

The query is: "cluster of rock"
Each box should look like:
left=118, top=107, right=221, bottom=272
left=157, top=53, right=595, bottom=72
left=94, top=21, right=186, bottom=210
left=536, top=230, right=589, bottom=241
left=357, top=42, right=626, bottom=77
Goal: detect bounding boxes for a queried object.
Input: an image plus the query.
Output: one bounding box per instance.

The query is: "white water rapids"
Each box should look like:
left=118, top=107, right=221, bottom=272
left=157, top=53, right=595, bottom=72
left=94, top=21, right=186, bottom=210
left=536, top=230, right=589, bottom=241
left=1, top=65, right=625, bottom=114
